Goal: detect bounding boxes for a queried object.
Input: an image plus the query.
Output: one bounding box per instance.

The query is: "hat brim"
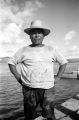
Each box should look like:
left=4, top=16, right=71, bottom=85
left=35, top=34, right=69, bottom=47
left=24, top=28, right=50, bottom=36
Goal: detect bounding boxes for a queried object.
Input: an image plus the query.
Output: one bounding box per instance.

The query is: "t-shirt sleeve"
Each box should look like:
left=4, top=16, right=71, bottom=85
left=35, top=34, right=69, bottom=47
left=53, top=48, right=68, bottom=65
left=8, top=48, right=23, bottom=66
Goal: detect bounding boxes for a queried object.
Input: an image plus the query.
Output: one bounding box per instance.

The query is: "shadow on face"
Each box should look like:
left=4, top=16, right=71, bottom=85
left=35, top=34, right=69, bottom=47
left=30, top=29, right=45, bottom=46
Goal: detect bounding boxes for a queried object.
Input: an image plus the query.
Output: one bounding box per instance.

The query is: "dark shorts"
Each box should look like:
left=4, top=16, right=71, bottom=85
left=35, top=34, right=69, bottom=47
left=22, top=85, right=55, bottom=120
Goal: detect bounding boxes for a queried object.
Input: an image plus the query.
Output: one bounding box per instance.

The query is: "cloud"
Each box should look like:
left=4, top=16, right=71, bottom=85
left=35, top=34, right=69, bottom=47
left=72, top=45, right=77, bottom=51
left=0, top=0, right=44, bottom=25
left=65, top=45, right=79, bottom=58
left=0, top=0, right=40, bottom=27
left=0, top=0, right=44, bottom=57
left=64, top=30, right=76, bottom=41
left=35, top=0, right=44, bottom=8
left=56, top=44, right=79, bottom=58
left=0, top=23, right=22, bottom=44
left=63, top=30, right=78, bottom=57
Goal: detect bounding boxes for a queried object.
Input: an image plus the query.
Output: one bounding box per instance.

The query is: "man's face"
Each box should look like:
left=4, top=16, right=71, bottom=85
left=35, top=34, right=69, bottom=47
left=30, top=29, right=44, bottom=45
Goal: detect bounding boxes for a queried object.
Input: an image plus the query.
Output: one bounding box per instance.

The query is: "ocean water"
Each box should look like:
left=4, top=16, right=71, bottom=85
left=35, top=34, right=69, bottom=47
left=0, top=61, right=79, bottom=120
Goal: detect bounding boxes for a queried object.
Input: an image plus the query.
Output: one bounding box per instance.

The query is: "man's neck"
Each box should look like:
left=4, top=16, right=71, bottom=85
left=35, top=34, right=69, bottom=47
left=30, top=44, right=44, bottom=47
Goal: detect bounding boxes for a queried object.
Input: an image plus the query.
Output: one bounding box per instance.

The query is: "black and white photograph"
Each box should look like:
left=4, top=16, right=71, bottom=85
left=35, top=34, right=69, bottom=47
left=0, top=0, right=79, bottom=120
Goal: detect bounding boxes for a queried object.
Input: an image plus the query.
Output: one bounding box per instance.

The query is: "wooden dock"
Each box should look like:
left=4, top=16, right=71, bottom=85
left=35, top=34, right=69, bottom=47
left=35, top=94, right=79, bottom=120
left=55, top=94, right=79, bottom=120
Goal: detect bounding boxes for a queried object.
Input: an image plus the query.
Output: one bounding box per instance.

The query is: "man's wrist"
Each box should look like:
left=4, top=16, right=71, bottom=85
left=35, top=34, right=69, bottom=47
left=57, top=76, right=61, bottom=79
left=55, top=75, right=61, bottom=80
left=17, top=77, right=22, bottom=85
left=55, top=75, right=61, bottom=78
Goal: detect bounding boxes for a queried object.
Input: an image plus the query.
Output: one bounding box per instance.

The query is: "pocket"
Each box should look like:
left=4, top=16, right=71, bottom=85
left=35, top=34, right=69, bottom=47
left=22, top=87, right=36, bottom=107
left=29, top=90, right=36, bottom=106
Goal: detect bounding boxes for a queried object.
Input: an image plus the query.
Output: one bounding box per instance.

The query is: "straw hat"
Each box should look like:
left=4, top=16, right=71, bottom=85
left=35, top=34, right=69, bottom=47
left=24, top=20, right=50, bottom=36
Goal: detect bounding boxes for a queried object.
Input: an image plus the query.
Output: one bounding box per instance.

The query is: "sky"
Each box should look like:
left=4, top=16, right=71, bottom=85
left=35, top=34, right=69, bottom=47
left=0, top=0, right=79, bottom=58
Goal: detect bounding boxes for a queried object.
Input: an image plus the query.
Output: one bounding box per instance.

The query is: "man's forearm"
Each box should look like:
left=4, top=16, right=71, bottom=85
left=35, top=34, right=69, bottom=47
left=57, top=63, right=67, bottom=78
left=8, top=64, right=22, bottom=85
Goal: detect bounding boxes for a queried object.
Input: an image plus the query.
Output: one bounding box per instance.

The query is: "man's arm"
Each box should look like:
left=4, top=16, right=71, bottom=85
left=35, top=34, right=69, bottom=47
left=8, top=64, right=22, bottom=85
left=55, top=63, right=67, bottom=80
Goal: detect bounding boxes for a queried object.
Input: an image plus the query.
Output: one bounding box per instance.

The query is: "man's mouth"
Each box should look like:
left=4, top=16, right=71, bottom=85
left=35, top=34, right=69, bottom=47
left=35, top=37, right=40, bottom=39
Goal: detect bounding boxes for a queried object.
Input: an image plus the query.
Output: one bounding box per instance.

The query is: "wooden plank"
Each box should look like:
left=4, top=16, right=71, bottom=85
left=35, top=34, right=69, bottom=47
left=73, top=96, right=79, bottom=100
left=60, top=116, right=72, bottom=120
left=61, top=98, right=79, bottom=111
left=36, top=95, right=79, bottom=120
left=55, top=109, right=66, bottom=119
left=55, top=97, right=79, bottom=119
left=76, top=94, right=79, bottom=97
left=56, top=105, right=79, bottom=119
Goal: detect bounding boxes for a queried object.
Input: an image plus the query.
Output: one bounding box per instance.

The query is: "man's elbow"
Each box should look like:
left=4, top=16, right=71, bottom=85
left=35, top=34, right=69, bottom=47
left=8, top=63, right=15, bottom=71
left=8, top=63, right=12, bottom=68
left=63, top=62, right=67, bottom=66
left=60, top=62, right=68, bottom=68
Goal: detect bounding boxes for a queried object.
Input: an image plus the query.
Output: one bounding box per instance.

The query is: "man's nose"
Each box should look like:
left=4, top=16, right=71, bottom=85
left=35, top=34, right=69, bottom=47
left=36, top=32, right=39, bottom=35
left=35, top=33, right=39, bottom=37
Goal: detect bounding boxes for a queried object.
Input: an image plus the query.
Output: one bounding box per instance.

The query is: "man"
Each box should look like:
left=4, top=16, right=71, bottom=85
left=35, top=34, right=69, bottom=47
left=8, top=20, right=68, bottom=120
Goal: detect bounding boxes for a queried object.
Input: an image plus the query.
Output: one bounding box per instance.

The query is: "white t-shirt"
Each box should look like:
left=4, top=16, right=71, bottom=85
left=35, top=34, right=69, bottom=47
left=8, top=45, right=68, bottom=89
